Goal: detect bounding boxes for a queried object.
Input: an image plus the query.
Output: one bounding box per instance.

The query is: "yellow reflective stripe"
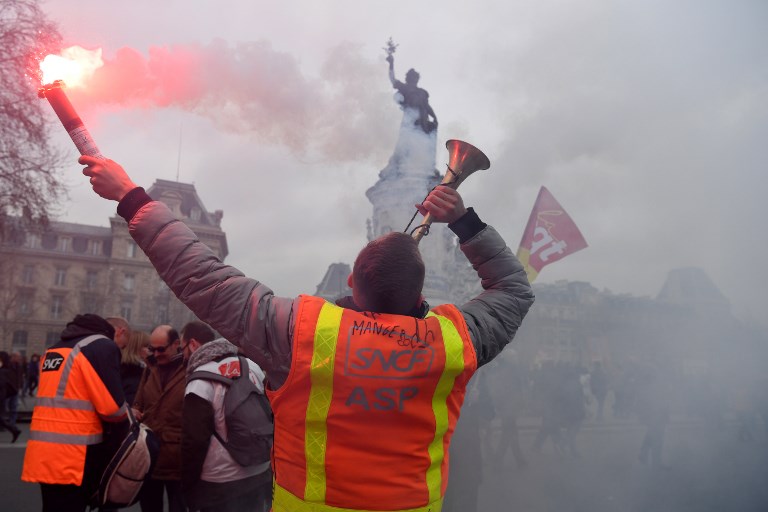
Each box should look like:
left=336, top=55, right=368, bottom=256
left=101, top=402, right=129, bottom=422
left=56, top=335, right=103, bottom=396
left=425, top=312, right=465, bottom=503
left=275, top=483, right=443, bottom=512
left=29, top=430, right=103, bottom=445
left=35, top=397, right=95, bottom=411
left=304, top=302, right=344, bottom=503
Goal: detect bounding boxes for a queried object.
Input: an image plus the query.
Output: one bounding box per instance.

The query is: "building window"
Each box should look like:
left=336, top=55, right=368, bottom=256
left=58, top=236, right=71, bottom=252
left=12, top=331, right=28, bottom=356
left=72, top=236, right=88, bottom=253
left=120, top=301, right=133, bottom=322
left=51, top=295, right=64, bottom=320
left=25, top=233, right=41, bottom=249
left=54, top=267, right=67, bottom=287
left=22, top=265, right=34, bottom=284
left=17, top=290, right=33, bottom=317
left=124, top=273, right=135, bottom=291
left=90, top=240, right=102, bottom=255
left=190, top=207, right=202, bottom=221
left=127, top=241, right=137, bottom=258
left=86, top=270, right=98, bottom=290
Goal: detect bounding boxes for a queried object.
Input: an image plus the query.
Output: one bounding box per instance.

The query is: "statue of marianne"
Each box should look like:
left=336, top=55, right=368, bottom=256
left=386, top=52, right=438, bottom=134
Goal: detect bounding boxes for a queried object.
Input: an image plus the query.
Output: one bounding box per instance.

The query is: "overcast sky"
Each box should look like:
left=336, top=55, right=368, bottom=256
left=40, top=0, right=768, bottom=323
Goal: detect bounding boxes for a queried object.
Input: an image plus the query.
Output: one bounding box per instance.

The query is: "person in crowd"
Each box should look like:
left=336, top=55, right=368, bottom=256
left=5, top=352, right=23, bottom=422
left=0, top=351, right=22, bottom=443
left=590, top=361, right=609, bottom=421
left=24, top=353, right=41, bottom=398
left=21, top=314, right=129, bottom=512
left=106, top=317, right=131, bottom=350
left=443, top=373, right=494, bottom=512
left=557, top=364, right=587, bottom=459
left=532, top=361, right=563, bottom=455
left=487, top=356, right=528, bottom=470
left=636, top=364, right=670, bottom=468
left=613, top=361, right=641, bottom=420
left=121, top=330, right=150, bottom=406
left=132, top=325, right=187, bottom=512
left=181, top=321, right=273, bottom=512
left=80, top=154, right=534, bottom=511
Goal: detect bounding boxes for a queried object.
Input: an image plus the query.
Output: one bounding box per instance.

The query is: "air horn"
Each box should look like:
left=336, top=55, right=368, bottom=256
left=408, top=139, right=490, bottom=243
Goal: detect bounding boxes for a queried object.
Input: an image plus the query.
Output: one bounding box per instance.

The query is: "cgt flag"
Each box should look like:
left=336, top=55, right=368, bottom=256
left=517, top=186, right=587, bottom=283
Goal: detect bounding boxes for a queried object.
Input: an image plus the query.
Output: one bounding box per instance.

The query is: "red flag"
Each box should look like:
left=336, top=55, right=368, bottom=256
left=517, top=186, right=587, bottom=282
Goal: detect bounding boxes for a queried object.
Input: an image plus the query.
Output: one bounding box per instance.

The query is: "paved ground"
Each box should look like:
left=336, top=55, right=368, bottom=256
left=475, top=418, right=768, bottom=512
left=3, top=411, right=767, bottom=511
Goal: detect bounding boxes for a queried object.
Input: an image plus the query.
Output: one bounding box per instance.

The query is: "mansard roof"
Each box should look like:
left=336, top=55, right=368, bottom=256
left=146, top=179, right=223, bottom=228
left=656, top=267, right=729, bottom=307
left=48, top=221, right=112, bottom=237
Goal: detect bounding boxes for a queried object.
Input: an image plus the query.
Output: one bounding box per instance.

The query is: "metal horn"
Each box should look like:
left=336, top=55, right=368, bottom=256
left=410, top=139, right=490, bottom=242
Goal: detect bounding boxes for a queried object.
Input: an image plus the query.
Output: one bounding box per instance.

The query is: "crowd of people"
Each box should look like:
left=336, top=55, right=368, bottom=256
left=20, top=314, right=274, bottom=512
left=0, top=350, right=39, bottom=443
left=452, top=356, right=768, bottom=465
left=12, top=151, right=537, bottom=512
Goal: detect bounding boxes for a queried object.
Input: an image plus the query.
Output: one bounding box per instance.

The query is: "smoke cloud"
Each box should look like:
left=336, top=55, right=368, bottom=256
left=66, top=40, right=398, bottom=163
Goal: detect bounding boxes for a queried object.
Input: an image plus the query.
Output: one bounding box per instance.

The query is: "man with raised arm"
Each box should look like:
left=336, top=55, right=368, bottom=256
left=80, top=154, right=534, bottom=512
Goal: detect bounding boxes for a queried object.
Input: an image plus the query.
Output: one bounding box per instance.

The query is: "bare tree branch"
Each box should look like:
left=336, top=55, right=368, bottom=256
left=0, top=0, right=67, bottom=237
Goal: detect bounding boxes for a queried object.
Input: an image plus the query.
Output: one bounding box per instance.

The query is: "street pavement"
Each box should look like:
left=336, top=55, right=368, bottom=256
left=2, top=412, right=767, bottom=511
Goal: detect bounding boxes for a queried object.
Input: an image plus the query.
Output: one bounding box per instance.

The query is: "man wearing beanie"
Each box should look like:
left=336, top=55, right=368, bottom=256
left=22, top=314, right=130, bottom=512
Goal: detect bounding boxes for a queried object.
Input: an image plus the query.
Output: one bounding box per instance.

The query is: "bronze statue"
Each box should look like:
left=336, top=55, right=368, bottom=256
left=384, top=39, right=438, bottom=134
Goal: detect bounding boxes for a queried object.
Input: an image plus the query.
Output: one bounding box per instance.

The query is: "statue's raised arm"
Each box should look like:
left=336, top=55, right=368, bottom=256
left=384, top=40, right=438, bottom=134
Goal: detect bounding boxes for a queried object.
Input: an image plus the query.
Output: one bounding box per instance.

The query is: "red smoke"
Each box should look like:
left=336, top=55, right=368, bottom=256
left=62, top=41, right=394, bottom=161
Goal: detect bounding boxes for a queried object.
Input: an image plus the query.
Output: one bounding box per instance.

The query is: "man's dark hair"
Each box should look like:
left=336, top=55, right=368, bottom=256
left=169, top=328, right=180, bottom=343
left=352, top=232, right=424, bottom=315
left=181, top=321, right=215, bottom=345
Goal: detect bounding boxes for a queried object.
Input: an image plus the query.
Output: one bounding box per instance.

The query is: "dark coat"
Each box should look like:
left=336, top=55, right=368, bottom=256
left=133, top=356, right=186, bottom=480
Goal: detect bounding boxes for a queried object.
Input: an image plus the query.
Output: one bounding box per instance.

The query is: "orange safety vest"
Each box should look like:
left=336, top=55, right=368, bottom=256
left=268, top=296, right=477, bottom=512
left=22, top=335, right=126, bottom=485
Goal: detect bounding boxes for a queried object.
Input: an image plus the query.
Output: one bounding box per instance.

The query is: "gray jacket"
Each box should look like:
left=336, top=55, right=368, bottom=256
left=126, top=199, right=534, bottom=389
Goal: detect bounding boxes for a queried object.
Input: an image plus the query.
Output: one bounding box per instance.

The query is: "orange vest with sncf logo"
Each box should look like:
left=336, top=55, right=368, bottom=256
left=267, top=295, right=477, bottom=512
left=22, top=335, right=126, bottom=485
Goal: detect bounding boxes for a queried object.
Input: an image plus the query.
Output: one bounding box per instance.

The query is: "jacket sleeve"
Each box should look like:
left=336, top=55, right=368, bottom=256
left=126, top=199, right=296, bottom=387
left=181, top=392, right=215, bottom=492
left=81, top=339, right=129, bottom=422
left=456, top=225, right=535, bottom=367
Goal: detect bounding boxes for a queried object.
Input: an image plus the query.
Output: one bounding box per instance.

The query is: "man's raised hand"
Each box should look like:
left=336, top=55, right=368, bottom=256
left=79, top=156, right=138, bottom=202
left=416, top=185, right=467, bottom=224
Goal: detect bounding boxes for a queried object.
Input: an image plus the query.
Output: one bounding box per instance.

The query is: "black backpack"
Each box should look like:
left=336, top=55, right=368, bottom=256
left=188, top=356, right=273, bottom=466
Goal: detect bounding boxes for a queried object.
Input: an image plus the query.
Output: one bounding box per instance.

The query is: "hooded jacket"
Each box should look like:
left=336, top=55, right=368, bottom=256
left=22, top=314, right=128, bottom=491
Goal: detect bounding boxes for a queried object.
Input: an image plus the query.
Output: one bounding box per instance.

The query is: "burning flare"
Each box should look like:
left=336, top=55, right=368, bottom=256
left=38, top=46, right=105, bottom=159
left=39, top=46, right=103, bottom=86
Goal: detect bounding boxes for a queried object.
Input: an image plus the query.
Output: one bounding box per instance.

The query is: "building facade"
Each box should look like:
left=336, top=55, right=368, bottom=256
left=0, top=179, right=227, bottom=356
